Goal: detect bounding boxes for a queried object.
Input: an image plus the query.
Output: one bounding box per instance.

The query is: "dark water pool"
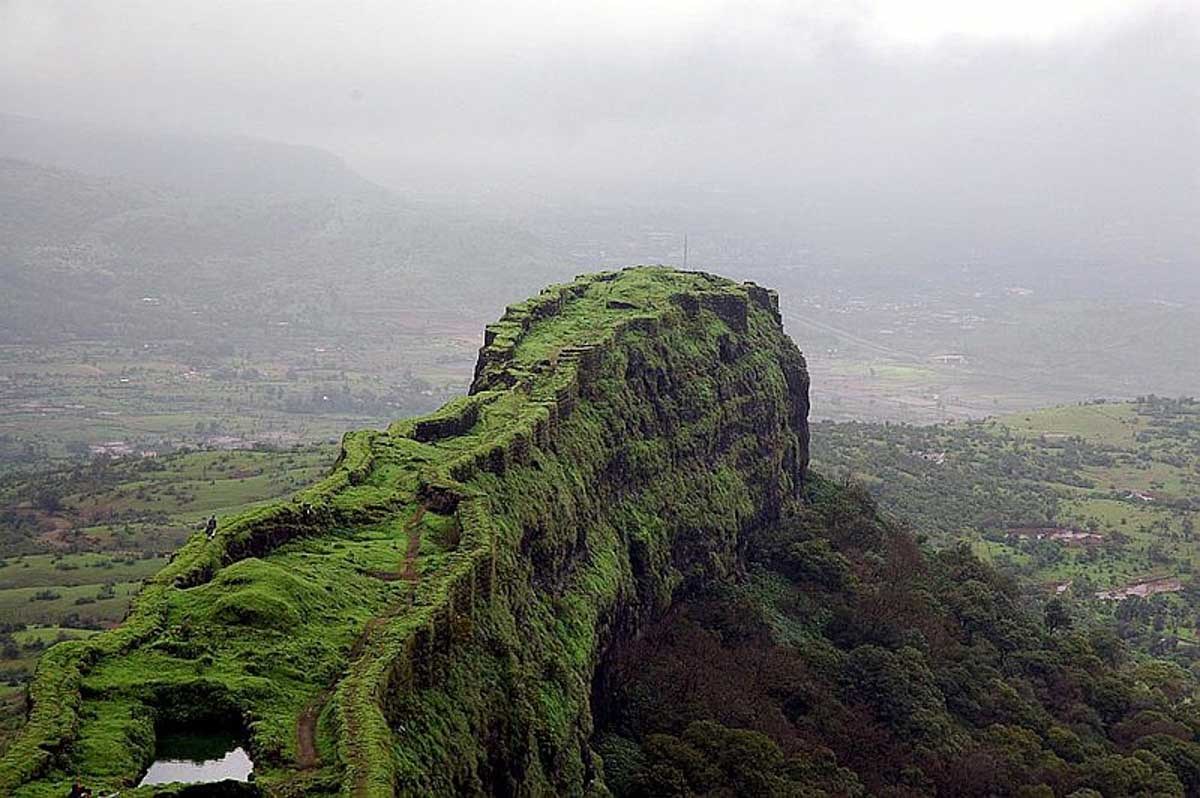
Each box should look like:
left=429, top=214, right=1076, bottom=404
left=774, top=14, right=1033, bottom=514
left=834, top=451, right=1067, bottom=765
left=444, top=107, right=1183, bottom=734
left=138, top=729, right=254, bottom=786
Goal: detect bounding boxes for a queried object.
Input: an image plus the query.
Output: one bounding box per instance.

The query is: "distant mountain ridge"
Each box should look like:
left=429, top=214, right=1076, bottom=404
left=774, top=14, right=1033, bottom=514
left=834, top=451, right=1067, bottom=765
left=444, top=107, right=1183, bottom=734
left=0, top=115, right=574, bottom=344
left=0, top=113, right=382, bottom=199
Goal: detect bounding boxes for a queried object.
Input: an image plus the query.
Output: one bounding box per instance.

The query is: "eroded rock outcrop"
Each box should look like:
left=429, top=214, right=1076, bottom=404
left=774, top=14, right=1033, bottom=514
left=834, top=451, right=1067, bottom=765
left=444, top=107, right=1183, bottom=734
left=1, top=267, right=809, bottom=797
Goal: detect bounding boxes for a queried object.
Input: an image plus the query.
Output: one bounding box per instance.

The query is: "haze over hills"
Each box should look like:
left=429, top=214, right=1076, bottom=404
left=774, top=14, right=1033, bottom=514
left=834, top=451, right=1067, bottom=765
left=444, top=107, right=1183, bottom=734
left=0, top=113, right=381, bottom=199
left=0, top=114, right=576, bottom=345
left=6, top=0, right=1197, bottom=312
left=0, top=115, right=588, bottom=470
left=2, top=106, right=1199, bottom=453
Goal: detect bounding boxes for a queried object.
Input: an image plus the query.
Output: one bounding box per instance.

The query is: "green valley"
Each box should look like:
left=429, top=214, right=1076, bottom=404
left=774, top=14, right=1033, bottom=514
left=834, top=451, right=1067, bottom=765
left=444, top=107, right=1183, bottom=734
left=813, top=397, right=1200, bottom=660
left=0, top=445, right=335, bottom=752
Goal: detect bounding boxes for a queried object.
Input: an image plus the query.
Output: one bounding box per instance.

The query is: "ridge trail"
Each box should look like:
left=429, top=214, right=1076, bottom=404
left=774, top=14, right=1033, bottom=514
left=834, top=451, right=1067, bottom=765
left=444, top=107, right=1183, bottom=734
left=295, top=504, right=428, bottom=770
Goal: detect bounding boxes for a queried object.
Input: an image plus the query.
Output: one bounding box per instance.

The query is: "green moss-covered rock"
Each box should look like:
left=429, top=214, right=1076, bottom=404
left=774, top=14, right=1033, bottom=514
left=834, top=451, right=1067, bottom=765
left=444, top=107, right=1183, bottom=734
left=202, top=559, right=324, bottom=630
left=0, top=267, right=809, bottom=798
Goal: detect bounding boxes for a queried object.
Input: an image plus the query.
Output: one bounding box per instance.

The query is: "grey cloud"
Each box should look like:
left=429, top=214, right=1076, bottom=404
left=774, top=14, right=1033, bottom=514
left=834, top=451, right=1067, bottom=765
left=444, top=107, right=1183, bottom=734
left=1, top=0, right=1196, bottom=284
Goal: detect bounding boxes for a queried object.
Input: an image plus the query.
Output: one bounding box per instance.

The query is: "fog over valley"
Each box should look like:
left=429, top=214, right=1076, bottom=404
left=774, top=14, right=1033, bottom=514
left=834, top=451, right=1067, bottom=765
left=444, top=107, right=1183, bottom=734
left=1, top=3, right=1198, bottom=439
left=3, top=1, right=1197, bottom=287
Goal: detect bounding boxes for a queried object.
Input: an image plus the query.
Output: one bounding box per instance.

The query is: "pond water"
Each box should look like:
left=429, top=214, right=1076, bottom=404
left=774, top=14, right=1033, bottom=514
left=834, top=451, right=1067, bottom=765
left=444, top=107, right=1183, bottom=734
left=138, top=729, right=254, bottom=786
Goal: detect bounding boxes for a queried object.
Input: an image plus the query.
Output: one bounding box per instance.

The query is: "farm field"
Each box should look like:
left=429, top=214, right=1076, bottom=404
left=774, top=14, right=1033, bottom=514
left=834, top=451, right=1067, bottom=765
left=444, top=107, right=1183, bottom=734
left=812, top=396, right=1200, bottom=662
left=0, top=335, right=474, bottom=471
left=0, top=444, right=337, bottom=751
left=771, top=277, right=1200, bottom=424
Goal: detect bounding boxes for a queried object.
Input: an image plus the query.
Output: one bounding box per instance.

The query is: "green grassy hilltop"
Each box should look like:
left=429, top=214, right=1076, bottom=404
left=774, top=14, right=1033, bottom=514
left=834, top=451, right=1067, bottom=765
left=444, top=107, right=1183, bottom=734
left=10, top=269, right=1200, bottom=798
left=1, top=268, right=811, bottom=797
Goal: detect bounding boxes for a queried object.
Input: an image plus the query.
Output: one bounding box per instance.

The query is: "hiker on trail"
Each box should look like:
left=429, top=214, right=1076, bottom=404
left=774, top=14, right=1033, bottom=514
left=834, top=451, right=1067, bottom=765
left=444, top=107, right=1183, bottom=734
left=67, top=779, right=91, bottom=798
left=205, top=514, right=217, bottom=539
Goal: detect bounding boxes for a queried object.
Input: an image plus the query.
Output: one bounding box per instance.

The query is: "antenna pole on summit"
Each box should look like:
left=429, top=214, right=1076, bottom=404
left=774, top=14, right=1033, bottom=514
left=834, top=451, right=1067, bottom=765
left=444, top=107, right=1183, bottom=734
left=683, top=234, right=688, bottom=269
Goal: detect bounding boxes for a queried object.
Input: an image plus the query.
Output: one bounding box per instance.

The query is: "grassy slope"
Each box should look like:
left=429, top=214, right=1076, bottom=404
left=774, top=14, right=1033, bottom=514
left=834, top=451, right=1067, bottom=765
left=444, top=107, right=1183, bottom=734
left=0, top=447, right=336, bottom=756
left=2, top=268, right=808, bottom=797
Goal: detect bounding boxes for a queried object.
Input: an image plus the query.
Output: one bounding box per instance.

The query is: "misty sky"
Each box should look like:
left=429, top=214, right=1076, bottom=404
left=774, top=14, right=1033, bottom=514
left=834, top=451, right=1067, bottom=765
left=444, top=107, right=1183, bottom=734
left=1, top=1, right=1197, bottom=280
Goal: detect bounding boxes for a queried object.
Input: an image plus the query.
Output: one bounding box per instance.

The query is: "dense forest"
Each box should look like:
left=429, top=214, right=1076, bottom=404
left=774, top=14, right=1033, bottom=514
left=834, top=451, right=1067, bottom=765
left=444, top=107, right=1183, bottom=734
left=596, top=474, right=1200, bottom=797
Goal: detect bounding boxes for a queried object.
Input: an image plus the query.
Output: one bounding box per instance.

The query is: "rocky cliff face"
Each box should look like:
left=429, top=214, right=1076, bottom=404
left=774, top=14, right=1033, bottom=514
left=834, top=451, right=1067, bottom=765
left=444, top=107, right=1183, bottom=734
left=1, top=267, right=809, bottom=797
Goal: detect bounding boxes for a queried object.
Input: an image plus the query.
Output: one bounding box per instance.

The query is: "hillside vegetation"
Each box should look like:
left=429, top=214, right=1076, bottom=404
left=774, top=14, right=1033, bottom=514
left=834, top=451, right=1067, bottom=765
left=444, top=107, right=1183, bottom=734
left=1, top=268, right=810, bottom=796
left=596, top=474, right=1200, bottom=797
left=6, top=269, right=1200, bottom=798
left=0, top=446, right=336, bottom=749
left=813, top=399, right=1200, bottom=662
